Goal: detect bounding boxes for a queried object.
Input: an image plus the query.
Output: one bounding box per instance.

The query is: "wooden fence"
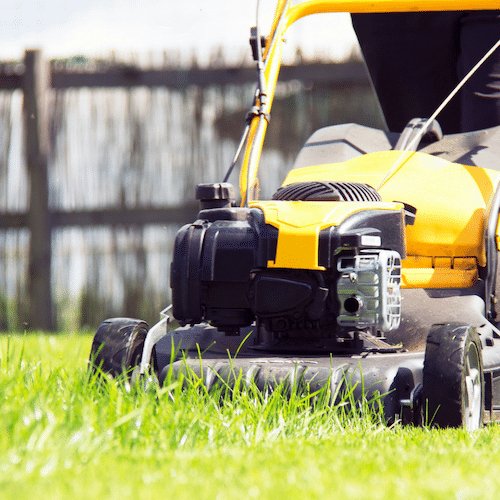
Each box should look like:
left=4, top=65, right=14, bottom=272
left=0, top=50, right=368, bottom=330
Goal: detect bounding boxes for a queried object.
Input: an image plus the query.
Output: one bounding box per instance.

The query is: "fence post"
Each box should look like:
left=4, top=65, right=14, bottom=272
left=23, top=49, right=53, bottom=330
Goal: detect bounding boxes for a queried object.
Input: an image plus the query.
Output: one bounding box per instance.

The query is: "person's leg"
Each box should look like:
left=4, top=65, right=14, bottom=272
left=459, top=11, right=500, bottom=132
left=352, top=12, right=463, bottom=133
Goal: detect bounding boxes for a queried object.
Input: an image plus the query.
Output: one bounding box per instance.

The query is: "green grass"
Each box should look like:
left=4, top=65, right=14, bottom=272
left=1, top=333, right=500, bottom=499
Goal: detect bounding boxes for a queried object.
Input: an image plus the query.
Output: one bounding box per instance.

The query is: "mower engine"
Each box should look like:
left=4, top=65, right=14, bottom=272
left=171, top=182, right=405, bottom=346
left=337, top=251, right=402, bottom=332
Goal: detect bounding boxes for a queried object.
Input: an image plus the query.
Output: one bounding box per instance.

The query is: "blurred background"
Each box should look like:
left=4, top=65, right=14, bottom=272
left=0, top=0, right=385, bottom=331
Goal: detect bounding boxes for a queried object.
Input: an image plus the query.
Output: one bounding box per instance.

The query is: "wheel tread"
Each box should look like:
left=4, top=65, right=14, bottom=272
left=423, top=323, right=483, bottom=429
left=89, top=317, right=153, bottom=378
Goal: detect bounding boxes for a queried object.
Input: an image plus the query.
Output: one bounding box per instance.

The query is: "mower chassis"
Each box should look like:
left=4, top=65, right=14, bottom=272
left=155, top=324, right=425, bottom=424
left=154, top=289, right=500, bottom=425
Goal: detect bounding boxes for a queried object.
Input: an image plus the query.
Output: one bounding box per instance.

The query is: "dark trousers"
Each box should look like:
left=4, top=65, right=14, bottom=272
left=352, top=11, right=500, bottom=133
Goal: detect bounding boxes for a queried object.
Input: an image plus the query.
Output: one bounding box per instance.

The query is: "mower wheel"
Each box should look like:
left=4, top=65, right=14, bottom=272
left=89, top=317, right=155, bottom=379
left=423, top=323, right=483, bottom=430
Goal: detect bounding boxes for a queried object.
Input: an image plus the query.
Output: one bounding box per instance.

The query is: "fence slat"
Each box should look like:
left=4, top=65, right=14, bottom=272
left=23, top=49, right=53, bottom=330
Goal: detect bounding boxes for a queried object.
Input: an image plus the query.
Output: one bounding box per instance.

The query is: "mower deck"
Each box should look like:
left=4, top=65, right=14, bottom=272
left=155, top=323, right=425, bottom=423
left=154, top=321, right=500, bottom=426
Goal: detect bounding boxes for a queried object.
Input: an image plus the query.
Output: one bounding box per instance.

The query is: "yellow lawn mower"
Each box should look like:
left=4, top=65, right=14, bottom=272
left=90, top=0, right=500, bottom=430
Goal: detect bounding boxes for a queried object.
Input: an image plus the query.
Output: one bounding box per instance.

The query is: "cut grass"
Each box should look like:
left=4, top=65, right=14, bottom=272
left=1, top=333, right=500, bottom=499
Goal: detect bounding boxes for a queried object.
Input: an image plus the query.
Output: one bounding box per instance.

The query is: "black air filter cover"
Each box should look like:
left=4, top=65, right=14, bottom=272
left=272, top=181, right=381, bottom=202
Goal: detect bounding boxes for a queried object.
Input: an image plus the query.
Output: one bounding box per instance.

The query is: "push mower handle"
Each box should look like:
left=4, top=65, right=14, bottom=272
left=288, top=0, right=499, bottom=19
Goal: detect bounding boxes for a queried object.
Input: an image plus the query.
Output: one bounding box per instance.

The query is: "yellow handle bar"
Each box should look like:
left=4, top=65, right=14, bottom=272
left=288, top=1, right=499, bottom=23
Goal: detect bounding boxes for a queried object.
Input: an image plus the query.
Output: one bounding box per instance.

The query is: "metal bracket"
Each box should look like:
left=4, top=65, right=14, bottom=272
left=400, top=383, right=423, bottom=410
left=246, top=105, right=270, bottom=125
left=139, top=305, right=171, bottom=375
left=394, top=117, right=443, bottom=151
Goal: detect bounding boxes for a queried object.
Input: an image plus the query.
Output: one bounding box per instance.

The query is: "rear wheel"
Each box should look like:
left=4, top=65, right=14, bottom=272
left=89, top=317, right=155, bottom=378
left=422, top=323, right=483, bottom=430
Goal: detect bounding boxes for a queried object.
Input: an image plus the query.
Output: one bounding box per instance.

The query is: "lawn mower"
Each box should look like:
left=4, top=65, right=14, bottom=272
left=90, top=0, right=500, bottom=430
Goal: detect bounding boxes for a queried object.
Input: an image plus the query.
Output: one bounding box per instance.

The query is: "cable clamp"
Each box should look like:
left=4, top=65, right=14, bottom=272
left=245, top=105, right=270, bottom=125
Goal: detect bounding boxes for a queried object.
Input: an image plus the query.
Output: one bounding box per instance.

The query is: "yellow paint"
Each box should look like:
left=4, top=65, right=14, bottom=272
left=250, top=200, right=403, bottom=270
left=284, top=151, right=500, bottom=267
left=401, top=256, right=478, bottom=288
left=250, top=195, right=484, bottom=288
left=497, top=218, right=500, bottom=251
left=286, top=1, right=499, bottom=28
left=263, top=0, right=289, bottom=60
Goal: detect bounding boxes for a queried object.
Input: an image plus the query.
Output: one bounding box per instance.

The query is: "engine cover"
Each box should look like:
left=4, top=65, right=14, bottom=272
left=170, top=202, right=405, bottom=336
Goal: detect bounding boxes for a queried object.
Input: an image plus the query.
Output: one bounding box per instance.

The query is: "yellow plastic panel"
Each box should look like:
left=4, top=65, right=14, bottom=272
left=284, top=151, right=500, bottom=266
left=250, top=200, right=403, bottom=270
left=496, top=217, right=500, bottom=251
left=401, top=256, right=478, bottom=288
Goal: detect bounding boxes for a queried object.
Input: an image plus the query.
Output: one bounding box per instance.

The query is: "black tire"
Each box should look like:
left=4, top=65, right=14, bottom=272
left=89, top=317, right=155, bottom=378
left=423, top=323, right=484, bottom=430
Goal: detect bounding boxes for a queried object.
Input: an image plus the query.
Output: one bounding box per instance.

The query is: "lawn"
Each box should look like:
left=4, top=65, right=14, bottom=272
left=1, top=333, right=499, bottom=499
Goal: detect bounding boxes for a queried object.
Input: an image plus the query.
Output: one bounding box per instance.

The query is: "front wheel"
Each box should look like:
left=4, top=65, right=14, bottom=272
left=89, top=317, right=155, bottom=379
left=422, top=323, right=483, bottom=430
